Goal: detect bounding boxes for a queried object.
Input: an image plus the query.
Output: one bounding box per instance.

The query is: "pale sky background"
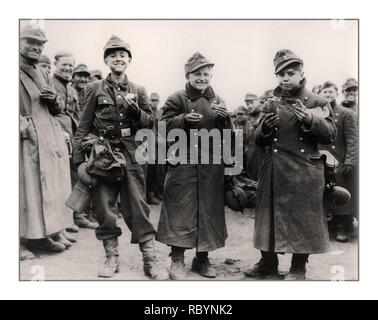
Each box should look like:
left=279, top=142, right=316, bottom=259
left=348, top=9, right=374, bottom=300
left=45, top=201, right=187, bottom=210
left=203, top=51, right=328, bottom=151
left=20, top=19, right=358, bottom=110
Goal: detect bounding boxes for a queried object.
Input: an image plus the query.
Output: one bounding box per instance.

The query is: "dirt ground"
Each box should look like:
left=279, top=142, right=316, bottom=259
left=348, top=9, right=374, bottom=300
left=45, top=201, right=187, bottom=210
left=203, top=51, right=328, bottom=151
left=20, top=205, right=358, bottom=281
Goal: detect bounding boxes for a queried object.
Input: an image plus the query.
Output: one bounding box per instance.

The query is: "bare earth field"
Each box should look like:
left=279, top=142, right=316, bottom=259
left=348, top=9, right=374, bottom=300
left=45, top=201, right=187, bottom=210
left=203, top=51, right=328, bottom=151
left=20, top=205, right=358, bottom=281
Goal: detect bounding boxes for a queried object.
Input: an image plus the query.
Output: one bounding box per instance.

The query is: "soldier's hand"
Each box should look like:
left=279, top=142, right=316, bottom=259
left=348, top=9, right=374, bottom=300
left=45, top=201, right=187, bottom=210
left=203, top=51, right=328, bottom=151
left=262, top=112, right=279, bottom=134
left=124, top=97, right=141, bottom=117
left=184, top=112, right=202, bottom=126
left=40, top=87, right=57, bottom=103
left=212, top=105, right=229, bottom=119
left=294, top=99, right=312, bottom=126
left=342, top=164, right=354, bottom=176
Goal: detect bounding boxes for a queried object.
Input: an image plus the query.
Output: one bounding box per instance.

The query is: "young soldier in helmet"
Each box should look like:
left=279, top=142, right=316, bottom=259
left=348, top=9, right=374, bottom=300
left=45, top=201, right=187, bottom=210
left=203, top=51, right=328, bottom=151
left=73, top=35, right=169, bottom=280
left=246, top=49, right=336, bottom=280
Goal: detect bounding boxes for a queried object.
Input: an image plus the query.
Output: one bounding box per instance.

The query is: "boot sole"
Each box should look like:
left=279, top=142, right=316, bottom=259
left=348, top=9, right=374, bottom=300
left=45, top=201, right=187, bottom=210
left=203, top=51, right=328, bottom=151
left=98, top=266, right=120, bottom=278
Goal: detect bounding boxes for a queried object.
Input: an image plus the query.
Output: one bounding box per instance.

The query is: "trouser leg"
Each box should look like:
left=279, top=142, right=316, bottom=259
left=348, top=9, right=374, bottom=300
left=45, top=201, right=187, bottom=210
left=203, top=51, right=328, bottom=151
left=92, top=180, right=122, bottom=241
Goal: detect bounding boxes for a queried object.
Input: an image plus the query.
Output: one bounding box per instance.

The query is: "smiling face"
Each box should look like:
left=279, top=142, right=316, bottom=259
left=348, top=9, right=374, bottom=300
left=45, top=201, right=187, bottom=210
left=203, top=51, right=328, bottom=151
left=320, top=86, right=338, bottom=103
left=20, top=38, right=44, bottom=63
left=38, top=62, right=51, bottom=76
left=105, top=49, right=131, bottom=75
left=55, top=56, right=75, bottom=79
left=73, top=72, right=89, bottom=90
left=276, top=63, right=304, bottom=90
left=343, top=87, right=358, bottom=103
left=187, top=65, right=213, bottom=92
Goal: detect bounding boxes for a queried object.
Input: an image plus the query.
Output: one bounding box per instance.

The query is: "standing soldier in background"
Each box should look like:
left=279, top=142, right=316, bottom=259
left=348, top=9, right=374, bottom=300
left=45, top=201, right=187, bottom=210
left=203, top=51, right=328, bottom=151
left=88, top=69, right=103, bottom=83
left=341, top=78, right=358, bottom=117
left=53, top=51, right=97, bottom=231
left=319, top=81, right=358, bottom=242
left=20, top=25, right=74, bottom=258
left=73, top=35, right=169, bottom=280
left=72, top=63, right=91, bottom=114
left=244, top=93, right=261, bottom=121
left=146, top=92, right=162, bottom=205
left=233, top=105, right=250, bottom=171
left=246, top=50, right=336, bottom=280
left=37, top=55, right=52, bottom=81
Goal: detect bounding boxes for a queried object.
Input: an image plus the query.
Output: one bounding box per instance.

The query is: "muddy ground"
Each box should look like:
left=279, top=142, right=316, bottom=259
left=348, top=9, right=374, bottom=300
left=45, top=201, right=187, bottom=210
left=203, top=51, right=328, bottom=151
left=20, top=205, right=358, bottom=281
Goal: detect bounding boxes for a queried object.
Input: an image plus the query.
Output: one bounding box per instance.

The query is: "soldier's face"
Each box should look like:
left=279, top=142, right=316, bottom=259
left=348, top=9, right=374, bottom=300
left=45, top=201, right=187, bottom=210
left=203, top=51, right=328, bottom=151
left=320, top=87, right=338, bottom=103
left=236, top=112, right=247, bottom=123
left=187, top=66, right=213, bottom=91
left=73, top=73, right=89, bottom=89
left=55, top=56, right=75, bottom=78
left=149, top=98, right=159, bottom=110
left=20, top=38, right=44, bottom=62
left=276, top=67, right=304, bottom=90
left=343, top=87, right=358, bottom=103
left=38, top=62, right=51, bottom=76
left=105, top=50, right=130, bottom=74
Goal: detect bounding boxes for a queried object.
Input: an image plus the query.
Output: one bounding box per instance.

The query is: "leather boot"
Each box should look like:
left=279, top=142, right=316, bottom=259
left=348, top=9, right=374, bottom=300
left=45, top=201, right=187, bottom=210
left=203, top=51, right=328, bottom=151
left=285, top=254, right=308, bottom=280
left=74, top=212, right=99, bottom=229
left=192, top=252, right=216, bottom=279
left=44, top=237, right=66, bottom=253
left=244, top=251, right=279, bottom=278
left=98, top=238, right=120, bottom=278
left=52, top=232, right=72, bottom=249
left=169, top=247, right=186, bottom=280
left=20, top=242, right=35, bottom=261
left=66, top=225, right=80, bottom=233
left=62, top=230, right=77, bottom=243
left=139, top=240, right=170, bottom=280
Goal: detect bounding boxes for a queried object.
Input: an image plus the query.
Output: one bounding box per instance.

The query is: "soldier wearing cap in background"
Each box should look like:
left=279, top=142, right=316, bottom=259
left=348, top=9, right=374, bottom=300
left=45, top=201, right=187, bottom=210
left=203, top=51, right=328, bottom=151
left=319, top=81, right=358, bottom=242
left=312, top=85, right=322, bottom=95
left=73, top=34, right=169, bottom=279
left=244, top=93, right=264, bottom=181
left=156, top=52, right=231, bottom=280
left=341, top=78, right=358, bottom=117
left=52, top=51, right=98, bottom=231
left=20, top=25, right=74, bottom=258
left=37, top=54, right=52, bottom=81
left=233, top=106, right=249, bottom=171
left=88, top=69, right=103, bottom=83
left=72, top=63, right=91, bottom=114
left=246, top=49, right=336, bottom=280
left=146, top=92, right=165, bottom=204
left=260, top=89, right=274, bottom=105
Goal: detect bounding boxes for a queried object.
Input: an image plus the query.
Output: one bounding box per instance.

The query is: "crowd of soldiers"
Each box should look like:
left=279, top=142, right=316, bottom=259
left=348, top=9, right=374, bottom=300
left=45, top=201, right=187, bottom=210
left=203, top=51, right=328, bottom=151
left=19, top=24, right=358, bottom=281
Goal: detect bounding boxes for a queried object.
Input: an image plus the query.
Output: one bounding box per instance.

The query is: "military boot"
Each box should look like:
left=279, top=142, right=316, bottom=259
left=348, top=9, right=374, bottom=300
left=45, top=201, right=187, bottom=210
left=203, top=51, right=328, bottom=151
left=74, top=212, right=99, bottom=229
left=169, top=247, right=186, bottom=280
left=244, top=251, right=279, bottom=278
left=139, top=240, right=170, bottom=280
left=285, top=254, right=308, bottom=281
left=20, top=242, right=35, bottom=261
left=98, top=238, right=120, bottom=278
left=192, top=252, right=216, bottom=278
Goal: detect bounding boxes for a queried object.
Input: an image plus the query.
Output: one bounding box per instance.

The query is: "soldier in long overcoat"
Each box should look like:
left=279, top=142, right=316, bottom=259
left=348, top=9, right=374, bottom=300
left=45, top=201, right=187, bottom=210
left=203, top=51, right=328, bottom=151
left=156, top=52, right=231, bottom=280
left=19, top=25, right=74, bottom=257
left=245, top=50, right=336, bottom=280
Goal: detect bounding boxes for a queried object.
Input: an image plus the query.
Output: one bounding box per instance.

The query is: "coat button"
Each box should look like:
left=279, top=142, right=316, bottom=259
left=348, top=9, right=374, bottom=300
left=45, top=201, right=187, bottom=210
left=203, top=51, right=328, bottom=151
left=299, top=137, right=303, bottom=141
left=274, top=138, right=278, bottom=142
left=273, top=149, right=278, bottom=153
left=104, top=99, right=107, bottom=103
left=120, top=122, right=123, bottom=126
left=300, top=149, right=305, bottom=153
left=120, top=113, right=123, bottom=117
left=117, top=87, right=120, bottom=91
left=275, top=127, right=278, bottom=131
left=118, top=95, right=122, bottom=99
left=335, top=119, right=338, bottom=122
left=332, top=146, right=335, bottom=149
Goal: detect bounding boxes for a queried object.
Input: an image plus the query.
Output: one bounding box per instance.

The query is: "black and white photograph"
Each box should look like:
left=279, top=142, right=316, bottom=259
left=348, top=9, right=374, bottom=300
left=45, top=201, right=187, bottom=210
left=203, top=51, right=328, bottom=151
left=18, top=18, right=360, bottom=283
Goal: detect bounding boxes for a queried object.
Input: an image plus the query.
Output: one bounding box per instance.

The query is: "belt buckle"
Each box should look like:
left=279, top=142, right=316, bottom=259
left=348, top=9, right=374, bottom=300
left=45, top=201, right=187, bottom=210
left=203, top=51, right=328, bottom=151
left=121, top=128, right=131, bottom=137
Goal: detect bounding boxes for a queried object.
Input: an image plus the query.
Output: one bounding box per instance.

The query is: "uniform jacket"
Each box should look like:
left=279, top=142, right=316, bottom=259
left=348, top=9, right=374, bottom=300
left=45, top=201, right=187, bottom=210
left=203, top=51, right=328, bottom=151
left=52, top=72, right=80, bottom=138
left=20, top=57, right=73, bottom=239
left=156, top=83, right=230, bottom=252
left=73, top=74, right=154, bottom=170
left=254, top=81, right=336, bottom=254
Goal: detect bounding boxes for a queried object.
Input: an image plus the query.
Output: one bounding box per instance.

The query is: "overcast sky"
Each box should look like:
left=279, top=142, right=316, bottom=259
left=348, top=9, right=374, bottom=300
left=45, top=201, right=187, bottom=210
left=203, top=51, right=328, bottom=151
left=20, top=19, right=358, bottom=110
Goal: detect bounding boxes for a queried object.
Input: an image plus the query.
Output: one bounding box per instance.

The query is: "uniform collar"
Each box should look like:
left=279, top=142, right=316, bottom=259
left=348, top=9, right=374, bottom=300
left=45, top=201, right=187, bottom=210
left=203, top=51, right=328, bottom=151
left=105, top=73, right=129, bottom=91
left=54, top=70, right=72, bottom=84
left=185, top=82, right=215, bottom=101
